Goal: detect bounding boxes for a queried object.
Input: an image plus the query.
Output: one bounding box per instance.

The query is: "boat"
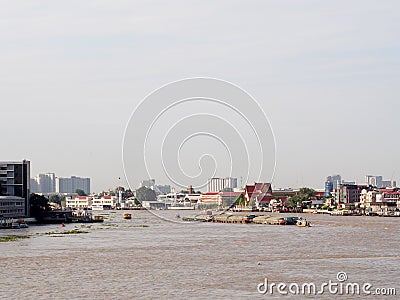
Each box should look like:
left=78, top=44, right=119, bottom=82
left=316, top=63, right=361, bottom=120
left=252, top=215, right=273, bottom=224
left=267, top=217, right=286, bottom=225
left=168, top=206, right=195, bottom=210
left=91, top=215, right=104, bottom=223
left=296, top=218, right=310, bottom=227
left=283, top=217, right=299, bottom=225
left=242, top=214, right=256, bottom=223
left=123, top=213, right=132, bottom=220
left=11, top=222, right=21, bottom=229
left=18, top=222, right=29, bottom=228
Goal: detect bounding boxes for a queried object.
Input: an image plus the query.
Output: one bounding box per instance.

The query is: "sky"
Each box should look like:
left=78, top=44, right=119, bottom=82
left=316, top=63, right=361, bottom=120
left=1, top=0, right=399, bottom=192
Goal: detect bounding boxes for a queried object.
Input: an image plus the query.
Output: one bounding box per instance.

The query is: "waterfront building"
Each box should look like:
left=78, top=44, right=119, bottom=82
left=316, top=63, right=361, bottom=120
left=141, top=200, right=166, bottom=210
left=360, top=189, right=380, bottom=208
left=380, top=189, right=400, bottom=202
left=157, top=192, right=188, bottom=204
left=0, top=160, right=30, bottom=217
left=244, top=182, right=273, bottom=208
left=183, top=193, right=201, bottom=204
left=91, top=196, right=117, bottom=210
left=207, top=177, right=238, bottom=192
left=0, top=196, right=25, bottom=217
left=65, top=196, right=92, bottom=209
left=199, top=192, right=220, bottom=205
left=360, top=189, right=399, bottom=215
left=198, top=191, right=243, bottom=207
left=333, top=183, right=367, bottom=204
left=56, top=176, right=90, bottom=194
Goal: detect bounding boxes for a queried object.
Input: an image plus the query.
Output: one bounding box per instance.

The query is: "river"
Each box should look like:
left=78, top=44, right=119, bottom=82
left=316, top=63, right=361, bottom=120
left=0, top=211, right=399, bottom=299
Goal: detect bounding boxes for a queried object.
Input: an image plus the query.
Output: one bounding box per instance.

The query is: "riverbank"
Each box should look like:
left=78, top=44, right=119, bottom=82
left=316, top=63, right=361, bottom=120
left=0, top=210, right=399, bottom=299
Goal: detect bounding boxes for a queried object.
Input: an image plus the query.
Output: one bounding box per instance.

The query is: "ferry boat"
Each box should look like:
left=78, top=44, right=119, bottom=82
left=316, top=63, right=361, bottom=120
left=123, top=213, right=132, bottom=220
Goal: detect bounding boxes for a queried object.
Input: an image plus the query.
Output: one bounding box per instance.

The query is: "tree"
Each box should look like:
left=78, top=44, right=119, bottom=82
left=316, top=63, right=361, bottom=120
left=75, top=189, right=87, bottom=196
left=298, top=187, right=316, bottom=199
left=30, top=193, right=50, bottom=221
left=49, top=194, right=65, bottom=204
left=288, top=187, right=316, bottom=210
left=135, top=186, right=157, bottom=202
left=235, top=194, right=245, bottom=206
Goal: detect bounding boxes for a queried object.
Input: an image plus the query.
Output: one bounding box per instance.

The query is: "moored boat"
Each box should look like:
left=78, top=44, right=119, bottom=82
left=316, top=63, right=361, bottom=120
left=296, top=218, right=310, bottom=227
left=283, top=217, right=299, bottom=225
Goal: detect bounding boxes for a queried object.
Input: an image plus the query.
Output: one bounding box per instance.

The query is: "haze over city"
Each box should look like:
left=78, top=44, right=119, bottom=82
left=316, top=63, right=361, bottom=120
left=1, top=1, right=399, bottom=192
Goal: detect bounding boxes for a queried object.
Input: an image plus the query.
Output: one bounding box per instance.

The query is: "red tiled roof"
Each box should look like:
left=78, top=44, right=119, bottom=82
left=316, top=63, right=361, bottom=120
left=245, top=183, right=273, bottom=203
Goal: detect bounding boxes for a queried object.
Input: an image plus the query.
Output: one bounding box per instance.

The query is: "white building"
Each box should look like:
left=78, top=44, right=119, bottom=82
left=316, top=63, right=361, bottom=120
left=91, top=196, right=117, bottom=210
left=65, top=196, right=92, bottom=209
left=56, top=176, right=90, bottom=194
left=207, top=177, right=238, bottom=192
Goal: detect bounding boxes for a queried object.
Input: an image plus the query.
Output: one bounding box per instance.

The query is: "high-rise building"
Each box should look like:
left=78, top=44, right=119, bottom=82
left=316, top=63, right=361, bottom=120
left=324, top=174, right=342, bottom=196
left=56, top=176, right=90, bottom=194
left=154, top=185, right=171, bottom=195
left=0, top=160, right=31, bottom=216
left=366, top=175, right=396, bottom=188
left=140, top=179, right=156, bottom=188
left=324, top=179, right=333, bottom=197
left=30, top=173, right=56, bottom=193
left=30, top=178, right=39, bottom=193
left=207, top=177, right=238, bottom=192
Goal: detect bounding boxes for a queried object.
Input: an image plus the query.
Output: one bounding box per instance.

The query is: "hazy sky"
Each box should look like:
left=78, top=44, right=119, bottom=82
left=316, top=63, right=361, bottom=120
left=1, top=1, right=399, bottom=192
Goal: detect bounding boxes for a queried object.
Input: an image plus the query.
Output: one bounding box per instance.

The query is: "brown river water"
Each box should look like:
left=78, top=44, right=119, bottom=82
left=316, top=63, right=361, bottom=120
left=0, top=211, right=399, bottom=299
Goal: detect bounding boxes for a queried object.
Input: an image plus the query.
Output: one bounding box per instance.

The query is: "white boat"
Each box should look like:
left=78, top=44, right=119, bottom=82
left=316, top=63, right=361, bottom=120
left=91, top=204, right=112, bottom=211
left=296, top=218, right=310, bottom=227
left=168, top=206, right=195, bottom=210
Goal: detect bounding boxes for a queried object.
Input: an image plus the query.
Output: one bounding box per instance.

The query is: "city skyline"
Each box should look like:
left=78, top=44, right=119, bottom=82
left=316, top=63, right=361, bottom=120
left=25, top=168, right=400, bottom=193
left=1, top=1, right=399, bottom=192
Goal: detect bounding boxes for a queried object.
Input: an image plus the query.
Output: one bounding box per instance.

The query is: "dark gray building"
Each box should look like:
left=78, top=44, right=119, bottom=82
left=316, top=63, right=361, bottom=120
left=0, top=160, right=31, bottom=217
